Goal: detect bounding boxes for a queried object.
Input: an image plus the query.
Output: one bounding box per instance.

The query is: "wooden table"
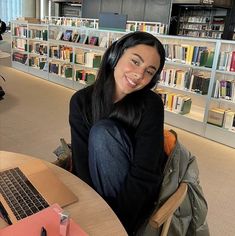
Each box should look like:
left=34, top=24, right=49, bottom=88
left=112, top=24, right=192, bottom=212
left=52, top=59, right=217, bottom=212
left=0, top=151, right=127, bottom=236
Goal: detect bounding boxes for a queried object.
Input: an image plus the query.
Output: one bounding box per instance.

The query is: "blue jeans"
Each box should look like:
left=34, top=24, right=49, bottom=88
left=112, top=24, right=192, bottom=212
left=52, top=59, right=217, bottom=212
left=88, top=119, right=133, bottom=198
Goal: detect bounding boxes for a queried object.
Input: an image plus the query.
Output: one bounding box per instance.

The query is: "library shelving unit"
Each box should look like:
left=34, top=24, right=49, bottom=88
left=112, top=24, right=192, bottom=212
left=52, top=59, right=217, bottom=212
left=11, top=21, right=127, bottom=90
left=10, top=21, right=235, bottom=148
left=177, top=6, right=227, bottom=39
left=42, top=16, right=98, bottom=29
left=156, top=34, right=220, bottom=137
left=42, top=16, right=168, bottom=35
left=205, top=39, right=235, bottom=148
left=12, top=22, right=29, bottom=73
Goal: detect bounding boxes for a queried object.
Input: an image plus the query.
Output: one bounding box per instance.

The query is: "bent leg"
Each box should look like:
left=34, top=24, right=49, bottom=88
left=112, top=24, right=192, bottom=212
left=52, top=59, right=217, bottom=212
left=88, top=119, right=133, bottom=198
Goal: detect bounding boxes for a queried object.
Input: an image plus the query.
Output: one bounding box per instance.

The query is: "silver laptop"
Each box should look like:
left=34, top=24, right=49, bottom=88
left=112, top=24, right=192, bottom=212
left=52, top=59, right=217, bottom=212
left=0, top=159, right=78, bottom=224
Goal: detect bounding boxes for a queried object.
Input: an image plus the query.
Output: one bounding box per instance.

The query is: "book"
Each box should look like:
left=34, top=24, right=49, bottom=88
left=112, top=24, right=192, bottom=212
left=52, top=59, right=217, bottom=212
left=86, top=73, right=96, bottom=85
left=229, top=51, right=235, bottom=72
left=64, top=66, right=73, bottom=78
left=199, top=49, right=209, bottom=67
left=207, top=108, right=225, bottom=127
left=205, top=50, right=214, bottom=68
left=213, top=80, right=220, bottom=98
left=185, top=45, right=194, bottom=65
left=231, top=115, right=235, bottom=132
left=62, top=30, right=73, bottom=41
left=89, top=36, right=99, bottom=46
left=78, top=34, right=88, bottom=44
left=179, top=97, right=192, bottom=115
left=75, top=49, right=85, bottom=64
left=201, top=77, right=210, bottom=95
left=75, top=70, right=83, bottom=81
left=72, top=33, right=79, bottom=43
left=99, top=36, right=108, bottom=48
left=223, top=110, right=234, bottom=129
left=56, top=31, right=63, bottom=40
left=93, top=54, right=102, bottom=68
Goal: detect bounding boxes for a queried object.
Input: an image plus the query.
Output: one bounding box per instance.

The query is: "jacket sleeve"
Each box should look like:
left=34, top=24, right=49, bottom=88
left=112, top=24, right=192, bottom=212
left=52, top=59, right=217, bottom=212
left=113, top=93, right=165, bottom=234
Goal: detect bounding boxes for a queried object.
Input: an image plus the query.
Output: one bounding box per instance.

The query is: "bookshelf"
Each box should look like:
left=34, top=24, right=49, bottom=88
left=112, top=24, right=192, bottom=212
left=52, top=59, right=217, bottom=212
left=176, top=6, right=227, bottom=39
left=10, top=21, right=235, bottom=148
left=11, top=22, right=29, bottom=73
left=156, top=35, right=219, bottom=136
left=204, top=40, right=235, bottom=147
left=42, top=16, right=168, bottom=35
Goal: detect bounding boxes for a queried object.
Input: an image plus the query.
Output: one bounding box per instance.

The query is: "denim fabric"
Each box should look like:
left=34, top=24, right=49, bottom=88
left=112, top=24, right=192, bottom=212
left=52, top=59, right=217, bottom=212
left=88, top=119, right=133, bottom=198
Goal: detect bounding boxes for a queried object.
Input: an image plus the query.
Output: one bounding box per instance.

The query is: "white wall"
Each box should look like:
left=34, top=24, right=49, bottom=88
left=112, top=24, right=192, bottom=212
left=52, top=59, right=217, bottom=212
left=22, top=0, right=36, bottom=17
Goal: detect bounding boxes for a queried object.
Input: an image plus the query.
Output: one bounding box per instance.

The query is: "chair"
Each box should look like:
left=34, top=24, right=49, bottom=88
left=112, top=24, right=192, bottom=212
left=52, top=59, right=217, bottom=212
left=148, top=129, right=188, bottom=236
left=149, top=182, right=188, bottom=236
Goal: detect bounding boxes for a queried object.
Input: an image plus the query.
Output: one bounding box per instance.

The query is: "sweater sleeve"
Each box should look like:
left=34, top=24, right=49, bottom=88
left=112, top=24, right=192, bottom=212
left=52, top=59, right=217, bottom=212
left=69, top=89, right=93, bottom=186
left=113, top=92, right=165, bottom=234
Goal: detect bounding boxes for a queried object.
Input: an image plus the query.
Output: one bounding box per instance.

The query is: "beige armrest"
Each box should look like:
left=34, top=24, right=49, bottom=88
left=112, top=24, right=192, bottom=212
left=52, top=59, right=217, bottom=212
left=150, top=182, right=188, bottom=229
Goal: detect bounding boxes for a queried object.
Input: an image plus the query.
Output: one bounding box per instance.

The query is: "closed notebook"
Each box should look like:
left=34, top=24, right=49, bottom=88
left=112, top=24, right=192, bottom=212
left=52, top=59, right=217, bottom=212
left=0, top=204, right=88, bottom=236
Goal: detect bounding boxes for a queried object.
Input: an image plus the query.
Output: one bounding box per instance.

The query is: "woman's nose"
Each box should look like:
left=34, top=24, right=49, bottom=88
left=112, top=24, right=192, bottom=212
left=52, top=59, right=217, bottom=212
left=132, top=69, right=144, bottom=80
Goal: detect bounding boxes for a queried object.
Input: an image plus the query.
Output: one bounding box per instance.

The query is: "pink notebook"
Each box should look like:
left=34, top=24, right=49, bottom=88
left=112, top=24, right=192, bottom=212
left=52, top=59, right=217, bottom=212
left=0, top=204, right=88, bottom=236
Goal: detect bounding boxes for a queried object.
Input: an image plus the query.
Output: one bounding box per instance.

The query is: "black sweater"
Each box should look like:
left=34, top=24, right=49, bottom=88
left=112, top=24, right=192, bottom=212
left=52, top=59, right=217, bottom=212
left=69, top=86, right=165, bottom=235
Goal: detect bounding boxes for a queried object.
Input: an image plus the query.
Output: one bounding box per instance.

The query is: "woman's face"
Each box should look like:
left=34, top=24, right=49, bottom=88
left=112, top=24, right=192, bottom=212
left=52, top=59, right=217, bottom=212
left=113, top=44, right=160, bottom=102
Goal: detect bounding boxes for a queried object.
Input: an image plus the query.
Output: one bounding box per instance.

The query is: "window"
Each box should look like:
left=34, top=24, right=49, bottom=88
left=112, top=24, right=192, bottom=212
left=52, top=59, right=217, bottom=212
left=0, top=0, right=22, bottom=25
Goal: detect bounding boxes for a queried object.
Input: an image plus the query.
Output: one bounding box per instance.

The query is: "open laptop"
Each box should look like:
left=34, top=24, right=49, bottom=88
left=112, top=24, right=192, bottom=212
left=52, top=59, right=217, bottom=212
left=0, top=159, right=78, bottom=224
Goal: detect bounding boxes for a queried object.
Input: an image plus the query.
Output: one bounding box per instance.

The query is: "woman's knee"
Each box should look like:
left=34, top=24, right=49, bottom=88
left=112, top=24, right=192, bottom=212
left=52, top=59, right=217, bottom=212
left=89, top=119, right=120, bottom=148
left=89, top=118, right=133, bottom=163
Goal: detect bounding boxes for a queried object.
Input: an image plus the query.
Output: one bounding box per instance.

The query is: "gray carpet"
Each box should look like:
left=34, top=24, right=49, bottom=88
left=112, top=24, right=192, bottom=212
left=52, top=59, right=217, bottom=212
left=1, top=32, right=235, bottom=236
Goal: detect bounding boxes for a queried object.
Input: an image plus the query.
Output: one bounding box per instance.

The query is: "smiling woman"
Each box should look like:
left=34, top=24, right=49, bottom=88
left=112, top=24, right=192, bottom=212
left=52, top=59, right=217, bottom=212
left=69, top=31, right=166, bottom=235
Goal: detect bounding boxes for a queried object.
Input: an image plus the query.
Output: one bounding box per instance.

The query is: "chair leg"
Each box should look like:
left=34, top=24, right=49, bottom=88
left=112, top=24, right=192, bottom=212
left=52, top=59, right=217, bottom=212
left=160, top=215, right=173, bottom=236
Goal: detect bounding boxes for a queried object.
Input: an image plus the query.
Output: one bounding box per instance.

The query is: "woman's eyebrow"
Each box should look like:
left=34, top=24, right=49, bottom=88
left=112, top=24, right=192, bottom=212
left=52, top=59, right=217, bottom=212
left=132, top=53, right=157, bottom=71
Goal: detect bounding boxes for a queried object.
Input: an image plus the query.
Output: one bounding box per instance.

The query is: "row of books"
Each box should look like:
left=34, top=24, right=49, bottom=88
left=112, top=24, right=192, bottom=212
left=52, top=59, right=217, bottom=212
left=44, top=18, right=167, bottom=34
left=27, top=29, right=48, bottom=41
left=180, top=16, right=210, bottom=23
left=155, top=88, right=192, bottom=115
left=51, top=29, right=111, bottom=48
left=75, top=70, right=96, bottom=85
left=12, top=52, right=27, bottom=64
left=217, top=51, right=235, bottom=72
left=29, top=42, right=47, bottom=55
left=49, top=46, right=73, bottom=62
left=29, top=56, right=47, bottom=69
left=213, top=79, right=235, bottom=102
left=126, top=23, right=166, bottom=34
left=55, top=30, right=99, bottom=45
left=164, top=44, right=214, bottom=68
left=207, top=108, right=235, bottom=130
left=160, top=68, right=210, bottom=95
left=181, top=24, right=224, bottom=32
left=14, top=26, right=27, bottom=38
left=49, top=62, right=73, bottom=78
left=49, top=18, right=96, bottom=28
left=14, top=27, right=48, bottom=41
left=12, top=38, right=27, bottom=51
left=74, top=49, right=102, bottom=68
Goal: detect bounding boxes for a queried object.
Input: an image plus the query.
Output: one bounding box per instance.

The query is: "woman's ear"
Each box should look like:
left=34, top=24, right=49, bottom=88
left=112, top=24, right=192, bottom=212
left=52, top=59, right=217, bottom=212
left=106, top=41, right=124, bottom=69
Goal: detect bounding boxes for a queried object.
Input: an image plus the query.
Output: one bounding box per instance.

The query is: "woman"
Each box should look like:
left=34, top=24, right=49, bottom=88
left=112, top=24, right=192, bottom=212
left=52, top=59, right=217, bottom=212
left=69, top=31, right=166, bottom=235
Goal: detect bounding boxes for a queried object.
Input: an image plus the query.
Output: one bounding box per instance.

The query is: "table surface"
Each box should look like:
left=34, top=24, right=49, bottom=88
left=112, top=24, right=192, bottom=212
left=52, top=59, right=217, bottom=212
left=0, top=151, right=127, bottom=236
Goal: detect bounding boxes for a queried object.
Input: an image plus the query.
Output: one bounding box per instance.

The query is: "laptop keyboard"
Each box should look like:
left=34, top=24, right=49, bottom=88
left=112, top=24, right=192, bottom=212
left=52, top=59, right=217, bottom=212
left=0, top=167, right=49, bottom=220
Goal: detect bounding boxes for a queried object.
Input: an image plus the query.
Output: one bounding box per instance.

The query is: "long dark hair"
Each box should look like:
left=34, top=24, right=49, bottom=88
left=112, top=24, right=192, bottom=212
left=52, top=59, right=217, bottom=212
left=91, top=31, right=165, bottom=128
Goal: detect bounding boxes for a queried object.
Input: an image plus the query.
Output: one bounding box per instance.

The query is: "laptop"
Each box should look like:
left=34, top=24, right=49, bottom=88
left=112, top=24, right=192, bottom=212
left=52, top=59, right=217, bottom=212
left=0, top=159, right=78, bottom=224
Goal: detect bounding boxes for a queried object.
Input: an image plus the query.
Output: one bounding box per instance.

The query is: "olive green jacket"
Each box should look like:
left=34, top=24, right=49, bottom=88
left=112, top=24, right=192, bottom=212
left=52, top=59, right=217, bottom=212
left=137, top=138, right=210, bottom=236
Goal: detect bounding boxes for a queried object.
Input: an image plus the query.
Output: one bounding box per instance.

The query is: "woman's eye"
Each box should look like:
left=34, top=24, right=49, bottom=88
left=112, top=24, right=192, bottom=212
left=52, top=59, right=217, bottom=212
left=131, top=59, right=139, bottom=65
left=147, top=70, right=154, bottom=76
